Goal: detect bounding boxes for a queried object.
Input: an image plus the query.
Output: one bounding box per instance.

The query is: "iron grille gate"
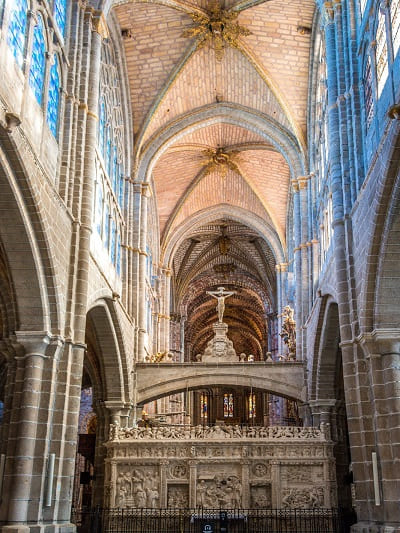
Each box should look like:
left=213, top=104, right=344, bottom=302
left=72, top=508, right=347, bottom=533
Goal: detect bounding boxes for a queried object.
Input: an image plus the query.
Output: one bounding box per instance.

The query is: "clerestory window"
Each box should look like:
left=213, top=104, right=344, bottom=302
left=7, top=0, right=28, bottom=69
left=391, top=0, right=400, bottom=56
left=376, top=9, right=389, bottom=96
left=29, top=14, right=46, bottom=105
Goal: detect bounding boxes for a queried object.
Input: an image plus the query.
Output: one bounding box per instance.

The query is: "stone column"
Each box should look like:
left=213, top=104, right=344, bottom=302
left=358, top=331, right=400, bottom=528
left=291, top=178, right=303, bottom=361
left=180, top=316, right=186, bottom=362
left=309, top=399, right=337, bottom=428
left=137, top=184, right=151, bottom=362
left=2, top=335, right=50, bottom=531
left=158, top=267, right=172, bottom=354
left=128, top=183, right=143, bottom=332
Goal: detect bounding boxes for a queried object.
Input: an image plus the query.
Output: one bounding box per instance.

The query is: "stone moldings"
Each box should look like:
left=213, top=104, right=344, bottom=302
left=105, top=424, right=336, bottom=509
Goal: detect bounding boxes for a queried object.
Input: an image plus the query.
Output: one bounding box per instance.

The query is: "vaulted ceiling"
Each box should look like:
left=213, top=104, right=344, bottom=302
left=111, top=0, right=314, bottom=354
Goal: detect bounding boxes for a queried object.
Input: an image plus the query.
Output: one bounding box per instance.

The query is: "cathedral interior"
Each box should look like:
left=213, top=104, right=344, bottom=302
left=0, top=0, right=399, bottom=531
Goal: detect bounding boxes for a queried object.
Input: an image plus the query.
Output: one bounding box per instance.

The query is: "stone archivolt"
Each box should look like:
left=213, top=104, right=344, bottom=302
left=105, top=424, right=335, bottom=509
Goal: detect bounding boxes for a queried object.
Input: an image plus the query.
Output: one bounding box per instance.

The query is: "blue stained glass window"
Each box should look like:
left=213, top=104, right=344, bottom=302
left=106, top=127, right=112, bottom=175
left=29, top=15, right=46, bottom=105
left=116, top=234, right=121, bottom=275
left=113, top=146, right=118, bottom=193
left=119, top=175, right=124, bottom=208
left=46, top=54, right=60, bottom=136
left=7, top=0, right=28, bottom=68
left=54, top=0, right=67, bottom=36
left=95, top=184, right=103, bottom=235
left=98, top=99, right=105, bottom=154
left=104, top=204, right=110, bottom=245
left=110, top=219, right=116, bottom=264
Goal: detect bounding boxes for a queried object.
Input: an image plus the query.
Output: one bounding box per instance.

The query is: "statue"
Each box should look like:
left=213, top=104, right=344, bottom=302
left=206, top=286, right=236, bottom=323
left=279, top=306, right=296, bottom=359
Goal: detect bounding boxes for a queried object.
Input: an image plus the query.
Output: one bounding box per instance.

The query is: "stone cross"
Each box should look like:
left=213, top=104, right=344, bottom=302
left=206, top=286, right=236, bottom=323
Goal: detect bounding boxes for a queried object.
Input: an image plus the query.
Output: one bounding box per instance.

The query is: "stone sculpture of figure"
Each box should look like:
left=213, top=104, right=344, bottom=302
left=279, top=305, right=296, bottom=358
left=206, top=286, right=236, bottom=323
left=197, top=479, right=207, bottom=507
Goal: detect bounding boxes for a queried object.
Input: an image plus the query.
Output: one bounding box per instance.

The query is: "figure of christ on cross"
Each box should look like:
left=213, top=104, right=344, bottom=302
left=206, top=286, right=236, bottom=323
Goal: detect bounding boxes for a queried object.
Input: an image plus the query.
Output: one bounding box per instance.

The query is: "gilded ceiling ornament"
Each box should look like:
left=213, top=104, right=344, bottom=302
left=201, top=147, right=240, bottom=178
left=183, top=2, right=251, bottom=61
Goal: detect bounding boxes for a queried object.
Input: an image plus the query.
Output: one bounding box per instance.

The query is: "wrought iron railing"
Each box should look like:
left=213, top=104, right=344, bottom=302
left=71, top=507, right=350, bottom=533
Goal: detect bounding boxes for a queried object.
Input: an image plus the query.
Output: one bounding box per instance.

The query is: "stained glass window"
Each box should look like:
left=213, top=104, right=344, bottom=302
left=95, top=184, right=103, bottom=235
left=119, top=175, right=124, bottom=207
left=46, top=54, right=60, bottom=136
left=104, top=203, right=110, bottom=245
left=364, top=56, right=374, bottom=128
left=116, top=234, right=121, bottom=275
left=391, top=0, right=400, bottom=56
left=376, top=11, right=389, bottom=96
left=94, top=40, right=125, bottom=275
left=223, top=393, right=234, bottom=418
left=110, top=219, right=116, bottom=264
left=78, top=387, right=94, bottom=434
left=29, top=14, right=46, bottom=105
left=106, top=127, right=112, bottom=175
left=54, top=0, right=67, bottom=36
left=200, top=393, right=208, bottom=419
left=248, top=393, right=256, bottom=419
left=7, top=0, right=28, bottom=69
left=360, top=0, right=367, bottom=17
left=112, top=145, right=118, bottom=193
left=99, top=98, right=106, bottom=155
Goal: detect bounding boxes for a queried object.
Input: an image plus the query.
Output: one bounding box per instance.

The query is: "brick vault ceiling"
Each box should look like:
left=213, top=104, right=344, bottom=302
left=113, top=0, right=314, bottom=248
left=171, top=218, right=276, bottom=359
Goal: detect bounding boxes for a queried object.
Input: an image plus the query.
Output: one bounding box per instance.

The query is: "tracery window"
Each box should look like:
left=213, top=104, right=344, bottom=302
left=223, top=393, right=234, bottom=418
left=7, top=0, right=28, bottom=68
left=391, top=0, right=400, bottom=56
left=54, top=0, right=67, bottom=36
left=376, top=10, right=389, bottom=96
left=46, top=54, right=61, bottom=136
left=93, top=39, right=126, bottom=275
left=200, top=393, right=208, bottom=419
left=248, top=393, right=256, bottom=419
left=364, top=56, right=374, bottom=128
left=29, top=14, right=46, bottom=105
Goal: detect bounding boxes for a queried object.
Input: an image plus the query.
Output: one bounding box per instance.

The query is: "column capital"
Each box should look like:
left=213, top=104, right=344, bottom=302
left=297, top=176, right=310, bottom=190
left=309, top=399, right=337, bottom=410
left=291, top=178, right=300, bottom=193
left=141, top=183, right=152, bottom=197
left=14, top=332, right=65, bottom=360
left=357, top=329, right=400, bottom=357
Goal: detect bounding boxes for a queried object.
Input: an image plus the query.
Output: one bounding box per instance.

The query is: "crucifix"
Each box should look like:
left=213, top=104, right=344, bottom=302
left=206, top=286, right=236, bottom=323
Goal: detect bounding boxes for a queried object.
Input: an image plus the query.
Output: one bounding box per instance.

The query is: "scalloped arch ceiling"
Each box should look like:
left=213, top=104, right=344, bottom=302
left=113, top=0, right=314, bottom=249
